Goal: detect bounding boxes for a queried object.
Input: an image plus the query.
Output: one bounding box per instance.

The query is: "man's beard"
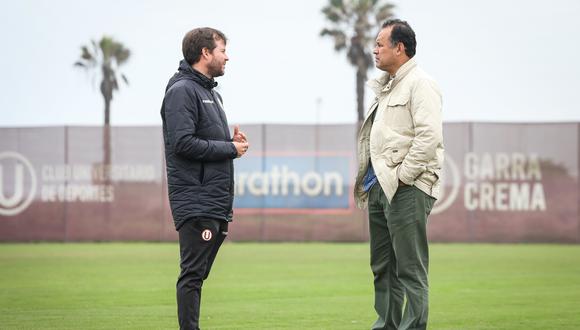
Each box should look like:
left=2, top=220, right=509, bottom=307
left=207, top=58, right=224, bottom=78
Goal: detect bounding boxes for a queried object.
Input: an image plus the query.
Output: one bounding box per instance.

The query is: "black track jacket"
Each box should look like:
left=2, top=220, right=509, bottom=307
left=161, top=60, right=237, bottom=230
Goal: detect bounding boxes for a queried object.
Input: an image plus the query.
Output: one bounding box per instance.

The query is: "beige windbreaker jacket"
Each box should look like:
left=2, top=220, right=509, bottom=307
left=354, top=58, right=444, bottom=208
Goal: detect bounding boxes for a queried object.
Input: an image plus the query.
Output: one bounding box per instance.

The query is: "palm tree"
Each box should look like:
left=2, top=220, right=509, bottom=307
left=74, top=36, right=130, bottom=166
left=320, top=0, right=395, bottom=123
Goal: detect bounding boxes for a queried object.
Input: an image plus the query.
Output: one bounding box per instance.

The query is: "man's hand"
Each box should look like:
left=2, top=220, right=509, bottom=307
left=233, top=125, right=247, bottom=143
left=233, top=141, right=249, bottom=158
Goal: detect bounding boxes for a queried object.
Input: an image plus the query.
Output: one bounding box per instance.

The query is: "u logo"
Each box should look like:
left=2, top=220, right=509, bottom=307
left=0, top=152, right=37, bottom=216
left=201, top=229, right=212, bottom=241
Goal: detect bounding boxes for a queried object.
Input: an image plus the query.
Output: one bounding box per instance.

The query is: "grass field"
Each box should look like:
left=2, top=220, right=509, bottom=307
left=1, top=243, right=579, bottom=329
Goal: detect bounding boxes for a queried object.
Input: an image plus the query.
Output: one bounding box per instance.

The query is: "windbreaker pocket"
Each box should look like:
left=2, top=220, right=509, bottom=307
left=198, top=162, right=205, bottom=184
left=385, top=147, right=407, bottom=167
left=385, top=93, right=413, bottom=128
left=387, top=93, right=410, bottom=107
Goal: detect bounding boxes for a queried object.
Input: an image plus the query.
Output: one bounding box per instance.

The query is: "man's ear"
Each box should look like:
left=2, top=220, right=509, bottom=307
left=201, top=47, right=210, bottom=59
left=396, top=42, right=405, bottom=56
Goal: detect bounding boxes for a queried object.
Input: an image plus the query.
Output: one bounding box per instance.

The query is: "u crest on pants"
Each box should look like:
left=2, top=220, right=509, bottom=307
left=201, top=229, right=212, bottom=241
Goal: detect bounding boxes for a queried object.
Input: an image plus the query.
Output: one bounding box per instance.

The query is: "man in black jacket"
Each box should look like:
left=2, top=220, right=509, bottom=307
left=160, top=27, right=249, bottom=330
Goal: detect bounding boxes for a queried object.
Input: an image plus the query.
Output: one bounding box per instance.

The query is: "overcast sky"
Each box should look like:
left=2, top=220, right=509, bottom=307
left=1, top=0, right=579, bottom=127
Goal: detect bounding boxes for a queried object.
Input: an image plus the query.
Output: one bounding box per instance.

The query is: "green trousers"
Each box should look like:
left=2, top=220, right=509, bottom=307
left=368, top=183, right=435, bottom=330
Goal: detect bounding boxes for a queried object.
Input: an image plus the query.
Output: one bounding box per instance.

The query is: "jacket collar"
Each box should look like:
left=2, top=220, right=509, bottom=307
left=367, top=58, right=417, bottom=96
left=177, top=59, right=218, bottom=90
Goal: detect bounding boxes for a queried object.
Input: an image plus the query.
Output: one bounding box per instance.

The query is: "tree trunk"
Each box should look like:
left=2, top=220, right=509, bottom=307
left=356, top=65, right=366, bottom=124
left=100, top=69, right=112, bottom=169
left=103, top=98, right=111, bottom=168
left=104, top=97, right=110, bottom=126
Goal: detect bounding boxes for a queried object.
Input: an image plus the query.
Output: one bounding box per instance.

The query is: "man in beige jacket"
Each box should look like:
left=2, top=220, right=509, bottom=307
left=354, top=19, right=443, bottom=330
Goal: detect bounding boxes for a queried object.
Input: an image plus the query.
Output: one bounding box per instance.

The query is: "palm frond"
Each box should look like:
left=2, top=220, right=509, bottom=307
left=99, top=36, right=115, bottom=61
left=321, top=5, right=345, bottom=23
left=91, top=40, right=100, bottom=61
left=375, top=3, right=395, bottom=23
left=330, top=0, right=343, bottom=8
left=111, top=76, right=119, bottom=91
left=320, top=28, right=348, bottom=51
left=114, top=47, right=130, bottom=65
left=354, top=0, right=372, bottom=13
left=81, top=46, right=94, bottom=61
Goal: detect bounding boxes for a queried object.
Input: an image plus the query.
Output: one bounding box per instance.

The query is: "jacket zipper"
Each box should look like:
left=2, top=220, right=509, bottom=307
left=211, top=90, right=235, bottom=219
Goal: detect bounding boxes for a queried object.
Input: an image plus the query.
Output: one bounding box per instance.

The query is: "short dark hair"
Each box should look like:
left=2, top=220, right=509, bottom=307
left=182, top=27, right=227, bottom=65
left=381, top=19, right=416, bottom=58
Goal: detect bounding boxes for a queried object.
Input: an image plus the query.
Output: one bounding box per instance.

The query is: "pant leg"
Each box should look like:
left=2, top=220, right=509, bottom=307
left=176, top=218, right=225, bottom=330
left=368, top=183, right=404, bottom=330
left=203, top=221, right=228, bottom=280
left=387, top=186, right=435, bottom=330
